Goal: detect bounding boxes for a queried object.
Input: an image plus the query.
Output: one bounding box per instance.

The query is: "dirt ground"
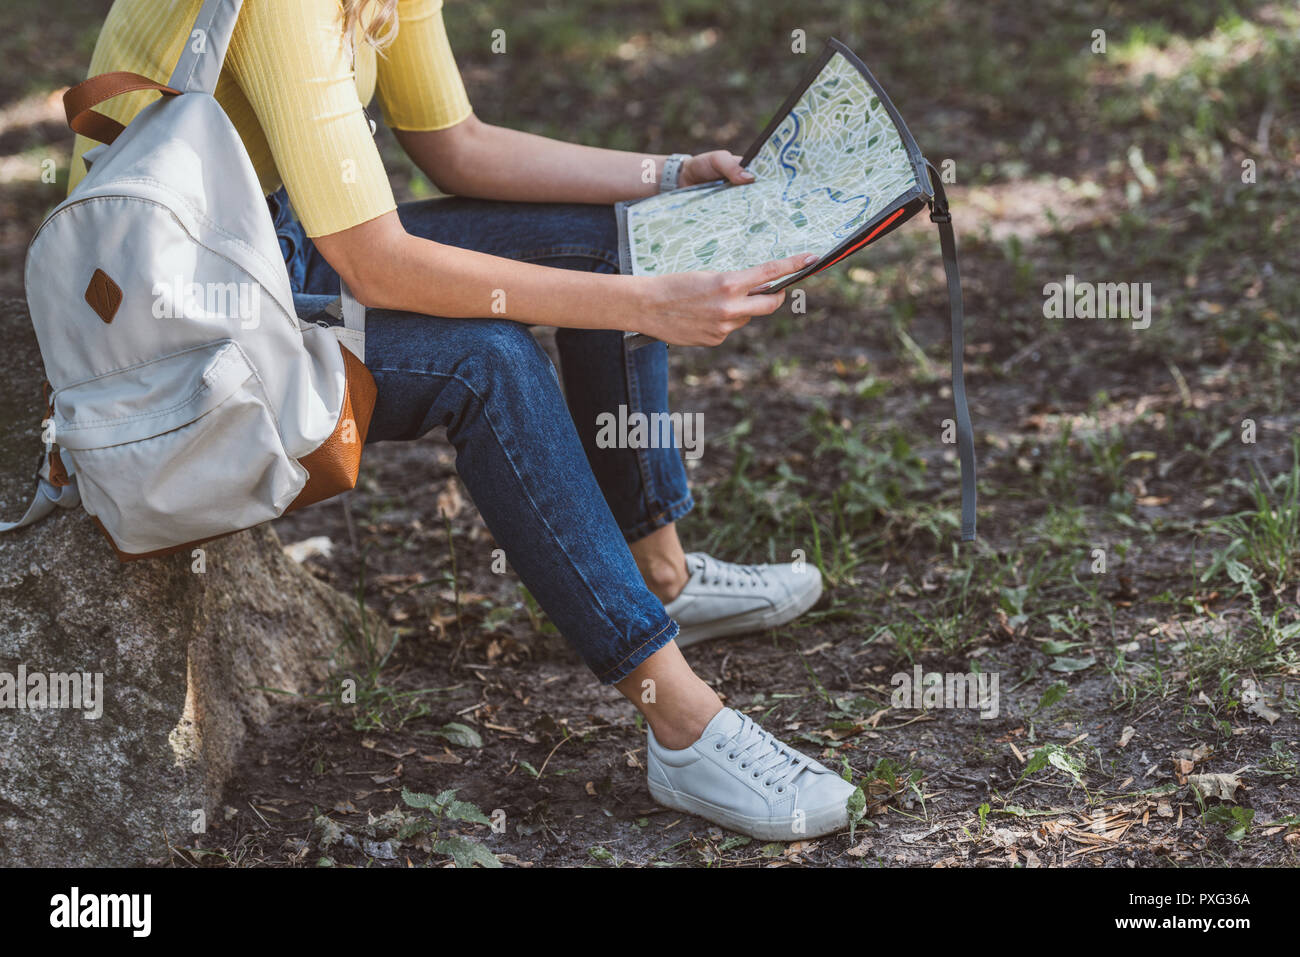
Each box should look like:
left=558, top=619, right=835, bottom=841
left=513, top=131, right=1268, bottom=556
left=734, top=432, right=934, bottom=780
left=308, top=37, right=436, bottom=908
left=208, top=321, right=1298, bottom=866
left=1, top=1, right=1296, bottom=866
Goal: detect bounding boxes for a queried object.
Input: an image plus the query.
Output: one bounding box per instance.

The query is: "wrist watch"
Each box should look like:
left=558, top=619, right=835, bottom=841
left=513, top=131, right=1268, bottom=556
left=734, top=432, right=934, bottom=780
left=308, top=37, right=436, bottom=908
left=659, top=153, right=691, bottom=192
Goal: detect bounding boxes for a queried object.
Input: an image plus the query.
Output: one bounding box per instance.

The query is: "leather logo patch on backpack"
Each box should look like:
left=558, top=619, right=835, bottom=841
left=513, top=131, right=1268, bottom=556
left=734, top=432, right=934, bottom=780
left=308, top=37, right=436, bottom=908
left=84, top=268, right=122, bottom=324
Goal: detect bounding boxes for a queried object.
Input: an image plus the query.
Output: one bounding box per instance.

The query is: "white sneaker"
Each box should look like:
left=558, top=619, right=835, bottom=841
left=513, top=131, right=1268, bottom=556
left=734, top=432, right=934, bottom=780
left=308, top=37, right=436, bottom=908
left=662, top=552, right=823, bottom=649
left=647, top=707, right=856, bottom=841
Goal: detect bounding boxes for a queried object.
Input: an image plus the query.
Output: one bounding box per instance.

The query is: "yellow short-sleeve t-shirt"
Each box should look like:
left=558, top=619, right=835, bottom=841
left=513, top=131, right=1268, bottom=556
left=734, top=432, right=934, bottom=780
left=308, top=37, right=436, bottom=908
left=68, top=0, right=473, bottom=237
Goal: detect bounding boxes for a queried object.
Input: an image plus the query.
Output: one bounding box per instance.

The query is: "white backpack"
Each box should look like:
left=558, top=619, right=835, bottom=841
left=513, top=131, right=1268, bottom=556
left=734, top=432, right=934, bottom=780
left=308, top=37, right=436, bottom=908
left=1, top=0, right=375, bottom=558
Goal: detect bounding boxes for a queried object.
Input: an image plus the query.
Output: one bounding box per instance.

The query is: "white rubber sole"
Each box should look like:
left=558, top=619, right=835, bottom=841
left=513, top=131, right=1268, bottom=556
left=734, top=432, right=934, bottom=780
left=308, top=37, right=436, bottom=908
left=648, top=777, right=850, bottom=841
left=674, top=573, right=824, bottom=649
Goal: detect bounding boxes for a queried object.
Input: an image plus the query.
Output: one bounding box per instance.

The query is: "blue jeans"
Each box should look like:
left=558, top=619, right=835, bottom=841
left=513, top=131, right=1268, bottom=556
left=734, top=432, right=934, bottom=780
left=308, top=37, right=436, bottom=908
left=267, top=188, right=693, bottom=683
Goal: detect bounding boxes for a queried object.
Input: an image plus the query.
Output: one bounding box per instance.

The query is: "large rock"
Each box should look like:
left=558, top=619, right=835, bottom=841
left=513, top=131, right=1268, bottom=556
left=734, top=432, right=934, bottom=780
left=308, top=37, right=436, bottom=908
left=0, top=299, right=376, bottom=866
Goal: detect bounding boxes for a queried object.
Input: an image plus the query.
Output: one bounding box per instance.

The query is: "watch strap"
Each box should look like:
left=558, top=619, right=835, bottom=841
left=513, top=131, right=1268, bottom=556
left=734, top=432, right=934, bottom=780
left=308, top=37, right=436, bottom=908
left=659, top=153, right=691, bottom=192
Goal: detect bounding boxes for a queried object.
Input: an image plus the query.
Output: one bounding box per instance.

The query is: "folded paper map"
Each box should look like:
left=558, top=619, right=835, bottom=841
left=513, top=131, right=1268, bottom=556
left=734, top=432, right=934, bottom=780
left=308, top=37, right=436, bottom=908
left=616, top=38, right=934, bottom=293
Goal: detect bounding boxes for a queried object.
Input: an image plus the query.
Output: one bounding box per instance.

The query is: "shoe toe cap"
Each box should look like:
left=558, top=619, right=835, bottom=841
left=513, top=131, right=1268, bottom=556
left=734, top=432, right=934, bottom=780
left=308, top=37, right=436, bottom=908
left=794, top=766, right=856, bottom=810
left=767, top=562, right=823, bottom=606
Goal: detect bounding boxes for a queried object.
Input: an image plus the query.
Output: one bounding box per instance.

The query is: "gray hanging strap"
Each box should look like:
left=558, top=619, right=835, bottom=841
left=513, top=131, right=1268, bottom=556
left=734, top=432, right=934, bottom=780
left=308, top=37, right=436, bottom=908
left=323, top=280, right=367, bottom=362
left=0, top=469, right=81, bottom=533
left=168, top=0, right=246, bottom=95
left=926, top=160, right=977, bottom=541
left=341, top=280, right=366, bottom=334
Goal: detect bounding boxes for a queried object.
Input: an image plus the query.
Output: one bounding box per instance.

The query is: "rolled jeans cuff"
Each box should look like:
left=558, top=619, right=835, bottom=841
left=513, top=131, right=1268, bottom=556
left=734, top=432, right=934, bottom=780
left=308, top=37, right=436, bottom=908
left=621, top=490, right=696, bottom=544
left=594, top=616, right=680, bottom=684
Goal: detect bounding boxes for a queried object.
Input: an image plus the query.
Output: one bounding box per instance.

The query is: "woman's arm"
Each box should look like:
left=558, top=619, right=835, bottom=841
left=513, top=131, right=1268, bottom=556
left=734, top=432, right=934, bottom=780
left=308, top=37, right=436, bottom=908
left=312, top=210, right=815, bottom=347
left=329, top=115, right=802, bottom=346
left=394, top=113, right=755, bottom=202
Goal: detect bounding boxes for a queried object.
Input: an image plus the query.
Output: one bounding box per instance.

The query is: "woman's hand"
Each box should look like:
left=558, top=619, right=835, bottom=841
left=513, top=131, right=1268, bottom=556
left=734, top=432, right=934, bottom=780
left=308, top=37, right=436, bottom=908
left=633, top=252, right=818, bottom=347
left=679, top=150, right=755, bottom=188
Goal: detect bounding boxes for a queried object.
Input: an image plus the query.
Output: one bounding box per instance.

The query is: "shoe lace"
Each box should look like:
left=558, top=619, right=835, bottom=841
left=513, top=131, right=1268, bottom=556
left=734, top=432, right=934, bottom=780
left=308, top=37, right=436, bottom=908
left=696, top=553, right=768, bottom=590
left=721, top=714, right=806, bottom=789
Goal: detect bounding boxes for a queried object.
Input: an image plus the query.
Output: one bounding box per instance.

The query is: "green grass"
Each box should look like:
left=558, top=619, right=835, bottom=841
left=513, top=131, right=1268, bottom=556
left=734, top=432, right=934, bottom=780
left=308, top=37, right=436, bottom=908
left=1203, top=438, right=1300, bottom=588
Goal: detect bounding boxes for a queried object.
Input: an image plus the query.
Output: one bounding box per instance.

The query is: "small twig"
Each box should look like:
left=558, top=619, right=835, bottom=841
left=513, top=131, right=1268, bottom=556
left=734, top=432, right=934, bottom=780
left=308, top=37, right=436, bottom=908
left=1256, top=100, right=1275, bottom=153
left=441, top=508, right=463, bottom=641
left=536, top=732, right=572, bottom=779
left=341, top=496, right=359, bottom=555
left=937, top=769, right=990, bottom=788
left=246, top=801, right=273, bottom=828
left=999, top=332, right=1059, bottom=375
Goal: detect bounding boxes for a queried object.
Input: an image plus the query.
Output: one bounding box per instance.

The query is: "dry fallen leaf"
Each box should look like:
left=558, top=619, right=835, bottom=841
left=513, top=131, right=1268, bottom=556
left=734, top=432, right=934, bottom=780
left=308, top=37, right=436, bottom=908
left=1187, top=772, right=1242, bottom=803
left=989, top=827, right=1020, bottom=849
left=865, top=707, right=891, bottom=728
left=1240, top=679, right=1280, bottom=725
left=1117, top=726, right=1136, bottom=748
left=420, top=750, right=462, bottom=765
left=1175, top=743, right=1212, bottom=763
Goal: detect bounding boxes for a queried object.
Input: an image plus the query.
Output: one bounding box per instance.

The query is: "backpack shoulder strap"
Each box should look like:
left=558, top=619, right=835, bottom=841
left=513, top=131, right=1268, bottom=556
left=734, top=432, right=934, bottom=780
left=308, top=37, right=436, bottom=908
left=0, top=387, right=83, bottom=535
left=167, top=0, right=246, bottom=95
left=322, top=281, right=368, bottom=362
left=926, top=159, right=977, bottom=542
left=62, top=0, right=247, bottom=146
left=0, top=467, right=81, bottom=534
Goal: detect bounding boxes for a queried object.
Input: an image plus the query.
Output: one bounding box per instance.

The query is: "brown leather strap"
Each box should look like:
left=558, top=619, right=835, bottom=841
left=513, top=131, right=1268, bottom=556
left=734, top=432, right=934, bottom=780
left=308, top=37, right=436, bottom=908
left=63, top=70, right=182, bottom=145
